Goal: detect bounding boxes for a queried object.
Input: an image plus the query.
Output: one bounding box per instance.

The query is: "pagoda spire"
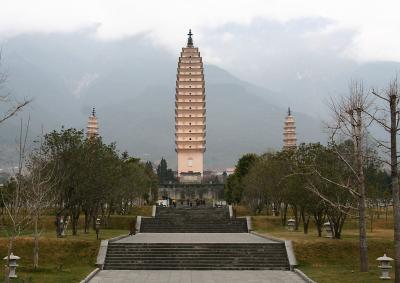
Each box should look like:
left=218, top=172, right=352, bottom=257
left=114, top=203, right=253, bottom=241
left=187, top=29, right=193, bottom=47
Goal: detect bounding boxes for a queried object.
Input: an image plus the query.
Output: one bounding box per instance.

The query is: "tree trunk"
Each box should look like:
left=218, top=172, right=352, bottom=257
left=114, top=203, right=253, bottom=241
left=354, top=108, right=368, bottom=272
left=333, top=220, right=341, bottom=239
left=84, top=210, right=90, bottom=234
left=390, top=93, right=400, bottom=283
left=92, top=214, right=97, bottom=230
left=293, top=205, right=300, bottom=231
left=313, top=210, right=325, bottom=237
left=329, top=211, right=347, bottom=239
left=281, top=203, right=288, bottom=227
left=106, top=208, right=112, bottom=229
left=358, top=191, right=368, bottom=271
left=55, top=214, right=62, bottom=237
left=33, top=215, right=39, bottom=269
left=376, top=203, right=380, bottom=219
left=386, top=203, right=389, bottom=229
left=338, top=213, right=347, bottom=239
left=301, top=209, right=310, bottom=234
left=315, top=217, right=322, bottom=237
left=71, top=206, right=80, bottom=236
left=370, top=207, right=374, bottom=233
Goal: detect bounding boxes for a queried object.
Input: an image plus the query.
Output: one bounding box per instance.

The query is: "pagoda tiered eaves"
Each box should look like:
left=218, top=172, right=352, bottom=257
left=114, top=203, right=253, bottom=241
left=283, top=108, right=297, bottom=149
left=175, top=31, right=206, bottom=180
left=86, top=107, right=99, bottom=139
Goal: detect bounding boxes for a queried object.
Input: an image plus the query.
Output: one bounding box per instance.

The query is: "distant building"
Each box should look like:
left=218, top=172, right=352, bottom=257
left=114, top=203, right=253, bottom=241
left=225, top=168, right=235, bottom=176
left=86, top=107, right=99, bottom=139
left=283, top=107, right=297, bottom=149
left=175, top=30, right=206, bottom=183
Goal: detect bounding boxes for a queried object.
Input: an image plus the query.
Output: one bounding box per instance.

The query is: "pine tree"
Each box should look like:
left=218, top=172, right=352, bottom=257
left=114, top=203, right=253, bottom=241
left=157, top=157, right=168, bottom=183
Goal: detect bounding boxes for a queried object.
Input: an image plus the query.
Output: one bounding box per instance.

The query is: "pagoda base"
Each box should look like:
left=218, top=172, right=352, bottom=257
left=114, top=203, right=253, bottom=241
left=179, top=172, right=202, bottom=184
left=159, top=183, right=224, bottom=201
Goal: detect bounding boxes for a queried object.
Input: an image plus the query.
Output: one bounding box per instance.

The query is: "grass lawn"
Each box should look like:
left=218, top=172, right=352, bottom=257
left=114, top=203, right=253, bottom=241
left=253, top=215, right=396, bottom=283
left=0, top=209, right=153, bottom=283
left=0, top=206, right=396, bottom=283
left=0, top=229, right=127, bottom=283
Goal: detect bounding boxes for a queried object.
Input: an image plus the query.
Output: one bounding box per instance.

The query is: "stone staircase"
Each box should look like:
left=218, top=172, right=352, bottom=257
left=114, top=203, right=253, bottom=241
left=100, top=206, right=293, bottom=271
left=140, top=206, right=248, bottom=233
left=103, top=242, right=290, bottom=270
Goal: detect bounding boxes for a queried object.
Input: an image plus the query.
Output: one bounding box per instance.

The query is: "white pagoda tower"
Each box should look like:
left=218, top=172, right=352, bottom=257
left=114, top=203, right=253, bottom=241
left=86, top=107, right=99, bottom=139
left=175, top=30, right=206, bottom=183
left=283, top=108, right=297, bottom=149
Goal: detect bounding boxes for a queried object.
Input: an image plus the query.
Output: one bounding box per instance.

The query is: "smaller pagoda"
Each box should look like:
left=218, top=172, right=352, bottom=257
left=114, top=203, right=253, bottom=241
left=283, top=107, right=297, bottom=149
left=86, top=107, right=99, bottom=139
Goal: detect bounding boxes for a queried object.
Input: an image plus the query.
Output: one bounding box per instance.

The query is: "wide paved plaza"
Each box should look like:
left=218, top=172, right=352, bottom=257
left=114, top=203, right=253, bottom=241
left=88, top=270, right=306, bottom=283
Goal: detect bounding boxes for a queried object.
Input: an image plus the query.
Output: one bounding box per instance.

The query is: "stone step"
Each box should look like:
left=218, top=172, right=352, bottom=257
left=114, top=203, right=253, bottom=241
left=106, top=256, right=287, bottom=258
left=137, top=231, right=248, bottom=233
left=103, top=266, right=289, bottom=270
left=107, top=250, right=285, bottom=253
left=140, top=214, right=248, bottom=233
left=139, top=230, right=248, bottom=233
left=103, top=266, right=289, bottom=271
left=141, top=223, right=245, bottom=226
left=105, top=260, right=288, bottom=264
left=141, top=223, right=246, bottom=225
left=103, top=242, right=289, bottom=270
left=108, top=244, right=283, bottom=248
left=108, top=252, right=285, bottom=259
left=104, top=264, right=289, bottom=268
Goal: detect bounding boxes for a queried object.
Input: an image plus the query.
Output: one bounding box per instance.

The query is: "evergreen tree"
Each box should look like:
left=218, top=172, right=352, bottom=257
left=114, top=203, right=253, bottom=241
left=145, top=161, right=153, bottom=173
left=157, top=157, right=168, bottom=183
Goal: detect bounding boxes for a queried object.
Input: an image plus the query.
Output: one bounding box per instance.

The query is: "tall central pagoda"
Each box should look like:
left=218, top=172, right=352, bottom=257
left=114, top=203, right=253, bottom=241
left=175, top=30, right=206, bottom=183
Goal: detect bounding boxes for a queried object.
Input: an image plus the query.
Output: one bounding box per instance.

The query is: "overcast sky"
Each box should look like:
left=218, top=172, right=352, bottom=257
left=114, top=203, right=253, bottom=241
left=1, top=0, right=399, bottom=165
left=1, top=0, right=400, bottom=113
left=1, top=0, right=400, bottom=62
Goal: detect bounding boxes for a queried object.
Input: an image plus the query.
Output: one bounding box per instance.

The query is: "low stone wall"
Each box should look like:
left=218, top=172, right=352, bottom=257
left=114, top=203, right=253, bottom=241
left=79, top=268, right=100, bottom=283
left=294, top=268, right=317, bottom=283
left=158, top=184, right=224, bottom=201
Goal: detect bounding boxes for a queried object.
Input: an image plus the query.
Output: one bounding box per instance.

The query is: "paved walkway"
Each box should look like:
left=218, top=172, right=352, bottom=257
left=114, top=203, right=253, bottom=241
left=89, top=270, right=306, bottom=283
left=116, top=233, right=277, bottom=243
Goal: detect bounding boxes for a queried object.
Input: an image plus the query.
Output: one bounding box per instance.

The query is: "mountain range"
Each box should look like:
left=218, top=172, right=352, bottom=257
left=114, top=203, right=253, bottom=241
left=0, top=31, right=399, bottom=169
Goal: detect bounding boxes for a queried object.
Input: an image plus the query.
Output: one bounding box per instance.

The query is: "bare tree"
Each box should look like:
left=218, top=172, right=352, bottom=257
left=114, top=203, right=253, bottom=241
left=1, top=119, right=31, bottom=282
left=0, top=51, right=31, bottom=282
left=305, top=145, right=355, bottom=239
left=320, top=81, right=370, bottom=271
left=25, top=128, right=56, bottom=269
left=365, top=77, right=400, bottom=282
left=0, top=52, right=31, bottom=125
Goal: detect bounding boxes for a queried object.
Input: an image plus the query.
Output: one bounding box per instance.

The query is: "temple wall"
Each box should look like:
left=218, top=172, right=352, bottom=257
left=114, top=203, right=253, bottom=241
left=159, top=185, right=224, bottom=201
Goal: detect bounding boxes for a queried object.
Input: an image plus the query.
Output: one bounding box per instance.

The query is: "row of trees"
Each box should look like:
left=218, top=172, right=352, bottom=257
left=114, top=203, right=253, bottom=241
left=1, top=126, right=158, bottom=273
left=228, top=142, right=389, bottom=238
left=226, top=78, right=400, bottom=280
left=43, top=128, right=159, bottom=236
